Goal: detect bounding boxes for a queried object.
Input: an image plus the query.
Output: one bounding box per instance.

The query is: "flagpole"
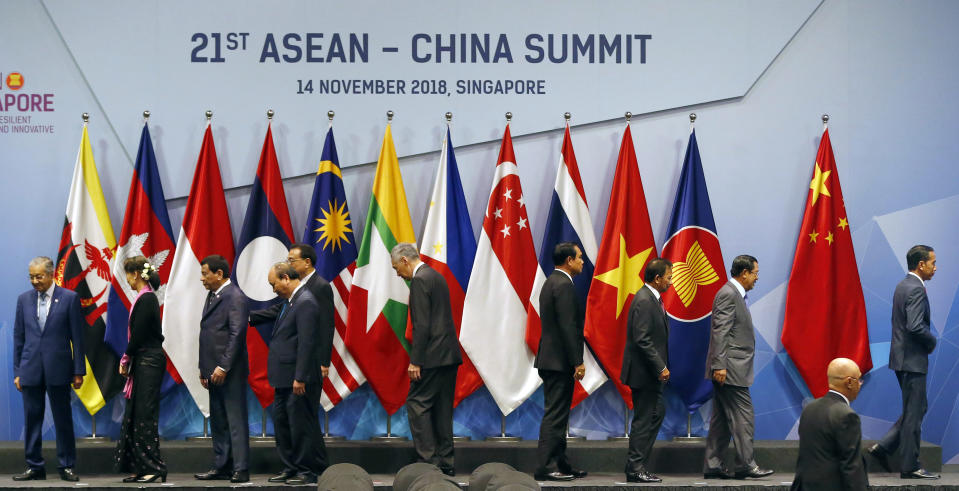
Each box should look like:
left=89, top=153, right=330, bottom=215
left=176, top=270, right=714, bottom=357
left=371, top=412, right=407, bottom=441
left=486, top=413, right=520, bottom=442
left=822, top=113, right=829, bottom=131
left=608, top=398, right=630, bottom=441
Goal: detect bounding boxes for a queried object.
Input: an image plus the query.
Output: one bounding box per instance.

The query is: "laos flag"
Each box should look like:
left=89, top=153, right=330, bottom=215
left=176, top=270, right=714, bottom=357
left=661, top=127, right=727, bottom=411
left=106, top=122, right=181, bottom=394
left=232, top=123, right=296, bottom=408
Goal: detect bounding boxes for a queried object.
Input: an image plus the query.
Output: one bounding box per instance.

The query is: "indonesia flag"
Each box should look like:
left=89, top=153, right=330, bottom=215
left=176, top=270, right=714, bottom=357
left=106, top=121, right=182, bottom=394
left=232, top=122, right=295, bottom=408
left=460, top=123, right=543, bottom=415
left=526, top=122, right=607, bottom=408
left=162, top=121, right=235, bottom=417
left=416, top=125, right=483, bottom=406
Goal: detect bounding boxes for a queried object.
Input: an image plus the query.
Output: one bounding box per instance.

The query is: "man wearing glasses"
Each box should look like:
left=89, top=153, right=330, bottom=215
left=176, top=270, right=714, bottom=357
left=791, top=358, right=868, bottom=490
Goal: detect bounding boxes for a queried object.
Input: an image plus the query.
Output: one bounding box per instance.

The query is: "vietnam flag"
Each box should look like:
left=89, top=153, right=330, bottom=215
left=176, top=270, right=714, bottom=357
left=583, top=123, right=659, bottom=408
left=344, top=123, right=416, bottom=415
left=782, top=123, right=871, bottom=397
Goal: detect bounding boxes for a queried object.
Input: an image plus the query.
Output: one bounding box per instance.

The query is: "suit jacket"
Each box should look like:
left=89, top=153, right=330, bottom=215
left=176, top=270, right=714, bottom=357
left=409, top=264, right=462, bottom=369
left=621, top=285, right=669, bottom=388
left=250, top=271, right=335, bottom=368
left=534, top=270, right=584, bottom=372
left=889, top=274, right=937, bottom=373
left=13, top=286, right=86, bottom=386
left=704, top=280, right=755, bottom=387
left=267, top=287, right=322, bottom=388
left=792, top=391, right=868, bottom=491
left=198, top=282, right=249, bottom=379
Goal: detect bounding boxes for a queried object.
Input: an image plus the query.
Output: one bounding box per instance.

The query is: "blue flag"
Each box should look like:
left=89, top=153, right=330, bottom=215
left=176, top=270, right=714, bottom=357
left=661, top=129, right=728, bottom=411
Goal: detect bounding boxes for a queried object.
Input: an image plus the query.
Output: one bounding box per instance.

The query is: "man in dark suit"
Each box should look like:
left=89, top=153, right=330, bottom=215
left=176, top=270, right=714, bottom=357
left=703, top=254, right=773, bottom=480
left=792, top=358, right=868, bottom=491
left=262, top=262, right=326, bottom=485
left=250, top=243, right=335, bottom=484
left=390, top=243, right=462, bottom=476
left=868, top=245, right=940, bottom=479
left=12, top=256, right=85, bottom=482
left=194, top=255, right=249, bottom=483
left=531, top=242, right=588, bottom=482
left=622, top=258, right=673, bottom=483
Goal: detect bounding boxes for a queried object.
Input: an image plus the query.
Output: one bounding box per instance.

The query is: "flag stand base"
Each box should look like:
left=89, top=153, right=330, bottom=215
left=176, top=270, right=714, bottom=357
left=453, top=435, right=471, bottom=442
left=486, top=435, right=521, bottom=442
left=187, top=417, right=213, bottom=441
left=673, top=436, right=705, bottom=442
left=370, top=416, right=407, bottom=441
left=566, top=435, right=586, bottom=442
left=324, top=435, right=346, bottom=442
left=81, top=418, right=110, bottom=443
left=251, top=436, right=275, bottom=443
left=607, top=435, right=629, bottom=442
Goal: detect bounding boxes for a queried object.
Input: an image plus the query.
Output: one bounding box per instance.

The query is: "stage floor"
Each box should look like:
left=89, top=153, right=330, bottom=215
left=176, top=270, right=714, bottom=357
left=0, top=471, right=957, bottom=490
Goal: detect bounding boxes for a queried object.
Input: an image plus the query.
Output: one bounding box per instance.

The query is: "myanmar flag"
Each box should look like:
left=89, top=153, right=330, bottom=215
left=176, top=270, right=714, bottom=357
left=344, top=124, right=416, bottom=415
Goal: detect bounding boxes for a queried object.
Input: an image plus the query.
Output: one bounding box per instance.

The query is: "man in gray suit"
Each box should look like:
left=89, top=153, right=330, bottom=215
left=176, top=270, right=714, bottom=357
left=867, top=245, right=940, bottom=479
left=702, top=255, right=773, bottom=479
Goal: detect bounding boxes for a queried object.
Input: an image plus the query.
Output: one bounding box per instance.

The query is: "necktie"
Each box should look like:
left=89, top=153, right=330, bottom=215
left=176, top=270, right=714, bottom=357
left=38, top=292, right=49, bottom=332
left=660, top=297, right=666, bottom=315
left=278, top=301, right=290, bottom=321
left=204, top=291, right=215, bottom=314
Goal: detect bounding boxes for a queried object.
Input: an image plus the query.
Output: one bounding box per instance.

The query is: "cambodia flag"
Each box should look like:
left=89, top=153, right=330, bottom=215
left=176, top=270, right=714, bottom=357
left=106, top=122, right=182, bottom=394
left=661, top=127, right=727, bottom=411
left=526, top=122, right=607, bottom=408
left=233, top=123, right=296, bottom=408
left=415, top=126, right=483, bottom=406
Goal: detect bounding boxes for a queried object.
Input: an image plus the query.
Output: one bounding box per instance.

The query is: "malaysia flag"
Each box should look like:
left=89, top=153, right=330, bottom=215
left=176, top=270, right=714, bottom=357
left=416, top=126, right=483, bottom=406
left=162, top=121, right=235, bottom=417
left=232, top=122, right=296, bottom=408
left=460, top=123, right=543, bottom=415
left=106, top=121, right=182, bottom=395
left=526, top=122, right=608, bottom=408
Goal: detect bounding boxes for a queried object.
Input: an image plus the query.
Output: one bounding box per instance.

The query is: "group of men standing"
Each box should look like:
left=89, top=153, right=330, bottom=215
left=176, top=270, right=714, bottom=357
left=10, top=241, right=944, bottom=486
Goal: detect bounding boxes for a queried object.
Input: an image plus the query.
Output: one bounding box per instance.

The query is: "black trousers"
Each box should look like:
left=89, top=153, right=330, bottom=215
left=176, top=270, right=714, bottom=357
left=878, top=371, right=927, bottom=472
left=208, top=368, right=249, bottom=472
left=274, top=382, right=326, bottom=477
left=114, top=348, right=166, bottom=476
left=407, top=365, right=457, bottom=470
left=22, top=382, right=75, bottom=469
left=536, top=369, right=574, bottom=474
left=626, top=383, right=665, bottom=474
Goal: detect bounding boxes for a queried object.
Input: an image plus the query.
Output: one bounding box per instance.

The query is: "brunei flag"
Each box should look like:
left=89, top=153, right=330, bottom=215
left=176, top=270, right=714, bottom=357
left=344, top=123, right=416, bottom=415
left=55, top=120, right=120, bottom=414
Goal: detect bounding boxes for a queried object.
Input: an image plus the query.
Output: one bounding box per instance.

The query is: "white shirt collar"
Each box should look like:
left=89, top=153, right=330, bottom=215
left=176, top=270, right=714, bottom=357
left=214, top=279, right=231, bottom=296
left=554, top=268, right=574, bottom=283
left=828, top=389, right=850, bottom=405
left=301, top=269, right=315, bottom=285
left=645, top=282, right=661, bottom=300
left=730, top=278, right=747, bottom=298
left=290, top=280, right=305, bottom=303
left=413, top=261, right=425, bottom=277
left=909, top=271, right=925, bottom=287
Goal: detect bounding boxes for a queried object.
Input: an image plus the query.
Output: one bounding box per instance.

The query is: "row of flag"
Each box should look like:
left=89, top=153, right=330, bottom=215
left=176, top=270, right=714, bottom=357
left=54, top=115, right=872, bottom=421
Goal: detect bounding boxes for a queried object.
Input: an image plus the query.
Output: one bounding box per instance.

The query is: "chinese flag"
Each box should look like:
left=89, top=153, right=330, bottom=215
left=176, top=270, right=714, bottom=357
left=583, top=124, right=659, bottom=408
left=782, top=126, right=871, bottom=398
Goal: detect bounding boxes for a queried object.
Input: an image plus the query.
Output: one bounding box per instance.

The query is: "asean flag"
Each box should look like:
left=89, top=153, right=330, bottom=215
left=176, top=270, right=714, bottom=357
left=526, top=122, right=607, bottom=408
left=233, top=123, right=296, bottom=408
left=162, top=121, right=235, bottom=417
left=106, top=122, right=182, bottom=394
left=661, top=126, right=727, bottom=411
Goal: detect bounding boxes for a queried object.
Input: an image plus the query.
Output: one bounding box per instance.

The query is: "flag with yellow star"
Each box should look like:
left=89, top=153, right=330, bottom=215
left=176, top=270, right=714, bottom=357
left=583, top=123, right=659, bottom=408
left=782, top=126, right=871, bottom=398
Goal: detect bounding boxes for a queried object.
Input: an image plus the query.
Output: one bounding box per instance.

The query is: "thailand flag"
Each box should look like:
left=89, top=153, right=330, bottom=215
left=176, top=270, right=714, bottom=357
left=233, top=123, right=296, bottom=408
left=416, top=126, right=483, bottom=406
left=526, top=122, right=608, bottom=407
left=162, top=122, right=235, bottom=417
left=106, top=122, right=181, bottom=393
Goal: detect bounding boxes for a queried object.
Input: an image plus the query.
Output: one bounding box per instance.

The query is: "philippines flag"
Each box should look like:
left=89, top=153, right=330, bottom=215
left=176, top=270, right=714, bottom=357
left=661, top=126, right=727, bottom=410
left=526, top=122, right=608, bottom=407
left=460, top=123, right=543, bottom=415
left=233, top=123, right=296, bottom=408
left=303, top=125, right=366, bottom=410
left=106, top=122, right=182, bottom=395
left=162, top=122, right=235, bottom=417
left=416, top=126, right=483, bottom=406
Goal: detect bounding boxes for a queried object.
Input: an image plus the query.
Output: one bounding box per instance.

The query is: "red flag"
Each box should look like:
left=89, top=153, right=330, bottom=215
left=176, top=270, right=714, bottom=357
left=583, top=124, right=659, bottom=408
left=782, top=126, right=871, bottom=397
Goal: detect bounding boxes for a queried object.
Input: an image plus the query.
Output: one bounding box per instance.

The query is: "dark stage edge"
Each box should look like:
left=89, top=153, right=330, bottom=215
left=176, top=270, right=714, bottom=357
left=0, top=472, right=958, bottom=490
left=0, top=439, right=942, bottom=477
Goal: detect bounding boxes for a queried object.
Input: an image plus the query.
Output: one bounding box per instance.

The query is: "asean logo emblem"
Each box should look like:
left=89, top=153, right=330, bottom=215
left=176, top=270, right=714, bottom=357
left=6, top=72, right=24, bottom=90
left=661, top=227, right=727, bottom=321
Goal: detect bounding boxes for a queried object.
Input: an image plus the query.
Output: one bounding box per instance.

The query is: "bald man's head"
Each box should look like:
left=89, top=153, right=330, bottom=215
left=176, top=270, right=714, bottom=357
left=826, top=358, right=863, bottom=402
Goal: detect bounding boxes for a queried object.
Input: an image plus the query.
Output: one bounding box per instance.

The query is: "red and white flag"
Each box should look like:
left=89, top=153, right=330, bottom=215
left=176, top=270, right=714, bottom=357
left=162, top=123, right=235, bottom=417
left=460, top=124, right=543, bottom=415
